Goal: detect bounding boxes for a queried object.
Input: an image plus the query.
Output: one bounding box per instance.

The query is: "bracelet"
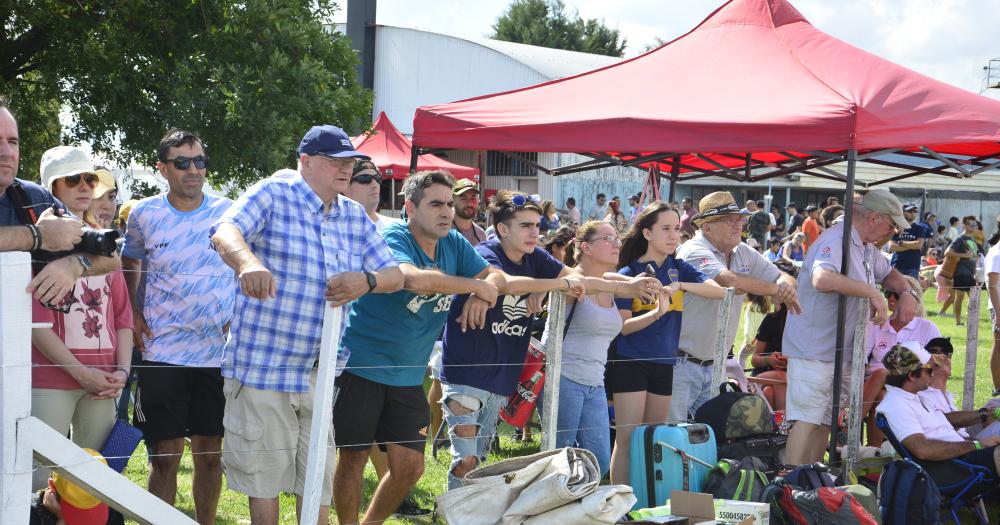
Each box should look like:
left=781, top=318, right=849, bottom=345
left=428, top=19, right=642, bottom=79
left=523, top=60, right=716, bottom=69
left=995, top=407, right=1000, bottom=420
left=974, top=440, right=982, bottom=451
left=26, top=223, right=42, bottom=251
left=980, top=408, right=990, bottom=425
left=563, top=278, right=571, bottom=291
left=678, top=282, right=684, bottom=292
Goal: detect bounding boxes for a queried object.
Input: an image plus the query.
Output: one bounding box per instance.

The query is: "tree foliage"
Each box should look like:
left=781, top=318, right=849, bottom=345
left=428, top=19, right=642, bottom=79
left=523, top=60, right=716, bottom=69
left=0, top=0, right=371, bottom=189
left=491, top=0, right=626, bottom=58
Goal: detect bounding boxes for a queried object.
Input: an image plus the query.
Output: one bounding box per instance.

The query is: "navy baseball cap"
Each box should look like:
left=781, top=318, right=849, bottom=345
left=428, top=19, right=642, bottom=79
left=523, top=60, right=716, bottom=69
left=298, top=125, right=370, bottom=159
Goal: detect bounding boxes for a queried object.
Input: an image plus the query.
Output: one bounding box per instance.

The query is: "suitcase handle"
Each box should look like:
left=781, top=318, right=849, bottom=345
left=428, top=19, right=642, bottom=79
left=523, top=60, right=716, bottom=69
left=656, top=441, right=715, bottom=469
left=685, top=424, right=711, bottom=444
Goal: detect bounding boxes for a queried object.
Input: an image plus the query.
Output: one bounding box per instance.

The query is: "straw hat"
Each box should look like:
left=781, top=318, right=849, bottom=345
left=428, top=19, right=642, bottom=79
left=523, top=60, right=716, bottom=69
left=693, top=191, right=748, bottom=226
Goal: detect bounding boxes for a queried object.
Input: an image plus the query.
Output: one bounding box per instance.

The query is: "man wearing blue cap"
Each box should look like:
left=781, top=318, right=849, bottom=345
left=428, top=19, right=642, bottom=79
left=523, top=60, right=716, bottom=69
left=211, top=125, right=404, bottom=525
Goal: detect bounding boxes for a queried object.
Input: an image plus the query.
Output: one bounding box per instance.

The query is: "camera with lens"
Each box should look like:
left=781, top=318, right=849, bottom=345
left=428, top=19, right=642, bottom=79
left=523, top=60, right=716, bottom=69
left=31, top=227, right=121, bottom=273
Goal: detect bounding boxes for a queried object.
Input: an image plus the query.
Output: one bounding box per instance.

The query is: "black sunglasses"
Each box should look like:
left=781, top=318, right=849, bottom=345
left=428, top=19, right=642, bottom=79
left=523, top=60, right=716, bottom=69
left=40, top=285, right=77, bottom=314
left=61, top=173, right=99, bottom=189
left=927, top=347, right=953, bottom=357
left=351, top=174, right=382, bottom=185
left=164, top=155, right=208, bottom=170
left=884, top=290, right=899, bottom=300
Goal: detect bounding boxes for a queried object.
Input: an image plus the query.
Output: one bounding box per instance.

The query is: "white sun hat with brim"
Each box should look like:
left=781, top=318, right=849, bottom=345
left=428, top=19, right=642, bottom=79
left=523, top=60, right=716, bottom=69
left=39, top=145, right=114, bottom=193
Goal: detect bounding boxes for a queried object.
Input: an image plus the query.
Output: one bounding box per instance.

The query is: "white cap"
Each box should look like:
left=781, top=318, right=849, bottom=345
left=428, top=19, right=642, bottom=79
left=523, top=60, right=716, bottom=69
left=39, top=146, right=113, bottom=192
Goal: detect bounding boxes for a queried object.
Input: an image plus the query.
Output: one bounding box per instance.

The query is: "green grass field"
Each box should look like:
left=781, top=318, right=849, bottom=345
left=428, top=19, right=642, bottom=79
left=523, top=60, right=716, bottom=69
left=122, top=288, right=998, bottom=524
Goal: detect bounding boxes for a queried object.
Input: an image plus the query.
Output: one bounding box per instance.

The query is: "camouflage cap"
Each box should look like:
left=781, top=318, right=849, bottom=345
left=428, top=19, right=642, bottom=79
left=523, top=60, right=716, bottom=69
left=882, top=341, right=931, bottom=376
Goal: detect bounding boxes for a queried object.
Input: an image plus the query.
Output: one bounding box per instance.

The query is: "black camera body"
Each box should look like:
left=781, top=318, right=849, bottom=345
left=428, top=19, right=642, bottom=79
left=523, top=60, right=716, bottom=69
left=31, top=228, right=121, bottom=273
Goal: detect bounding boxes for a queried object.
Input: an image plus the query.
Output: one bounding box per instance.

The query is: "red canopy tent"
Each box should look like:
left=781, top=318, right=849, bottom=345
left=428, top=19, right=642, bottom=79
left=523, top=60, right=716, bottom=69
left=353, top=112, right=479, bottom=181
left=412, top=0, right=1000, bottom=192
left=410, top=0, right=1000, bottom=465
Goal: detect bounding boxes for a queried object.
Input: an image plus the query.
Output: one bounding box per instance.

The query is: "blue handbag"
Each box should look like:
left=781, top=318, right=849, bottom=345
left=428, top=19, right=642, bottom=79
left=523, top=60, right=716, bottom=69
left=100, top=418, right=143, bottom=472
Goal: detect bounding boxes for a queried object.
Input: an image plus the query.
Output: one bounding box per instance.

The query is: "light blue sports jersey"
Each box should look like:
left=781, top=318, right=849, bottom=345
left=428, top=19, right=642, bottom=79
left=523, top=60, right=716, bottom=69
left=123, top=194, right=236, bottom=367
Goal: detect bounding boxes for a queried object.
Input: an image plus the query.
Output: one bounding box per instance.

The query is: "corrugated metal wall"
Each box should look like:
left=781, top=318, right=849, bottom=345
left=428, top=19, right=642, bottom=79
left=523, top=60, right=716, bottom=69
left=373, top=27, right=548, bottom=135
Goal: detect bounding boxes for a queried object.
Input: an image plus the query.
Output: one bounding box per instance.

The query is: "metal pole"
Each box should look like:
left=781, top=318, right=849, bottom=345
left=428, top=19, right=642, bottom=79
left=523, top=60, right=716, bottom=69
left=668, top=155, right=681, bottom=202
left=409, top=145, right=419, bottom=174
left=845, top=301, right=869, bottom=476
left=962, top=279, right=982, bottom=410
left=541, top=291, right=567, bottom=451
left=299, top=305, right=343, bottom=525
left=711, top=288, right=736, bottom=393
left=828, top=149, right=857, bottom=464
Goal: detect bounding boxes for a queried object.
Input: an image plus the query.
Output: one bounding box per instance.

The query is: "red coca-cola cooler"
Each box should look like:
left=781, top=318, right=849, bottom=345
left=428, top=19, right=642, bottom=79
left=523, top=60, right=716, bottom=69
left=500, top=339, right=546, bottom=428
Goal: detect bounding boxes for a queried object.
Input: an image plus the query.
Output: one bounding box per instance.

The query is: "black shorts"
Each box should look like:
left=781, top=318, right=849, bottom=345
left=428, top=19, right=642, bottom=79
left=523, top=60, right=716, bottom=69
left=958, top=445, right=999, bottom=478
left=953, top=273, right=976, bottom=290
left=333, top=371, right=429, bottom=453
left=133, top=361, right=224, bottom=442
left=606, top=357, right=674, bottom=396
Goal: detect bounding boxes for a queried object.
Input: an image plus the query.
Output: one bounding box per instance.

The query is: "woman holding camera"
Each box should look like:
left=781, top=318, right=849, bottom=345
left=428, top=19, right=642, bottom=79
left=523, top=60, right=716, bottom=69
left=29, top=146, right=133, bottom=489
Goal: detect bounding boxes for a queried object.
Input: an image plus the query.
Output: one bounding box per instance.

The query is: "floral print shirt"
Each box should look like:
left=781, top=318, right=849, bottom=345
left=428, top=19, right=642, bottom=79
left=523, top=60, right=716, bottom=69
left=31, top=270, right=133, bottom=390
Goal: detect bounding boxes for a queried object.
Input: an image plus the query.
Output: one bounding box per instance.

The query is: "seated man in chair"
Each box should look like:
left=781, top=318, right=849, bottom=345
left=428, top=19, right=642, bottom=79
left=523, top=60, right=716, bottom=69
left=876, top=341, right=1000, bottom=484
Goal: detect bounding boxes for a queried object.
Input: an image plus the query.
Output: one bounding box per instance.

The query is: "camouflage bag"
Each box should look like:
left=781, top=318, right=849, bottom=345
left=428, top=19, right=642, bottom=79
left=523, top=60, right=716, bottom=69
left=694, top=382, right=774, bottom=442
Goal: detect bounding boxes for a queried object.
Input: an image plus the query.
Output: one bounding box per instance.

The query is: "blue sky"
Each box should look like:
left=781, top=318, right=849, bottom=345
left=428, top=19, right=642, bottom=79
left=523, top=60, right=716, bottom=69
left=333, top=0, right=1000, bottom=100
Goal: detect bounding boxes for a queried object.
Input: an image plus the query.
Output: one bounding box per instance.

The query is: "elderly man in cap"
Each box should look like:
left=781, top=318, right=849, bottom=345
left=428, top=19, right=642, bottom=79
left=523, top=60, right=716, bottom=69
left=783, top=188, right=918, bottom=465
left=452, top=178, right=486, bottom=246
left=211, top=124, right=404, bottom=525
left=888, top=203, right=930, bottom=279
left=876, top=342, right=1000, bottom=482
left=670, top=191, right=800, bottom=421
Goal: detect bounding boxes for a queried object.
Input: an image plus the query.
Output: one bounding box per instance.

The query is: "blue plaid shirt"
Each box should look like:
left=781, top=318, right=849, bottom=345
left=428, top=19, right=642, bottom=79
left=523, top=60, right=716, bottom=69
left=212, top=173, right=398, bottom=392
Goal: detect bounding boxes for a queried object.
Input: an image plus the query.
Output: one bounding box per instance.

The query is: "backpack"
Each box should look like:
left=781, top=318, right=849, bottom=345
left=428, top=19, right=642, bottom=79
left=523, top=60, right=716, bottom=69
left=878, top=459, right=942, bottom=525
left=694, top=383, right=774, bottom=442
left=703, top=456, right=770, bottom=502
left=762, top=478, right=878, bottom=525
left=783, top=463, right=837, bottom=491
left=749, top=210, right=770, bottom=238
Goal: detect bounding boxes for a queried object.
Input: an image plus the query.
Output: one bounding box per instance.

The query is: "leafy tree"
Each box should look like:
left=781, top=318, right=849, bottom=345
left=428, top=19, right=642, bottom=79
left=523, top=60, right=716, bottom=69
left=1, top=0, right=371, bottom=189
left=492, top=0, right=626, bottom=58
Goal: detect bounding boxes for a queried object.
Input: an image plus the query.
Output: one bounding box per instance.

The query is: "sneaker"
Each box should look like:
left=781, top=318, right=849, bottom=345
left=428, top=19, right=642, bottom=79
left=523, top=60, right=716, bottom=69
left=393, top=496, right=432, bottom=518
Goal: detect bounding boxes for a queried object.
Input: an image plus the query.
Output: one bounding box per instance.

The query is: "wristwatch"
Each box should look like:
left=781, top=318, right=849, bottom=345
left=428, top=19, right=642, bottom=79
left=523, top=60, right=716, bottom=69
left=75, top=254, right=93, bottom=276
left=364, top=270, right=377, bottom=293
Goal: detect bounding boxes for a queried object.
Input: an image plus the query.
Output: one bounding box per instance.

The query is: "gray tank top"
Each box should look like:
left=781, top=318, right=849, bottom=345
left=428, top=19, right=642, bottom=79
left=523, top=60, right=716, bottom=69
left=541, top=295, right=623, bottom=387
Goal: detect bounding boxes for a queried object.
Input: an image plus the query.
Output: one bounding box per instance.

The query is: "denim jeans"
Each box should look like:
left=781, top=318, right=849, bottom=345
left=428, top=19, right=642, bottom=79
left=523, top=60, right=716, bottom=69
left=538, top=375, right=611, bottom=478
left=668, top=359, right=714, bottom=422
left=440, top=381, right=506, bottom=489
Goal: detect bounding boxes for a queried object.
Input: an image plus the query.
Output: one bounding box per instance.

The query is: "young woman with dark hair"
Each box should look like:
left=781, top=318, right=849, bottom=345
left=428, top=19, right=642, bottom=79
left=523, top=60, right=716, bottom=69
left=607, top=202, right=724, bottom=484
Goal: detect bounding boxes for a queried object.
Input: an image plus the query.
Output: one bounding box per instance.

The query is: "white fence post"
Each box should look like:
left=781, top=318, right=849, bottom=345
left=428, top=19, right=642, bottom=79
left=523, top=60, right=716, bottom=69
left=962, top=283, right=981, bottom=411
left=299, top=304, right=343, bottom=525
left=711, top=288, right=736, bottom=393
left=541, top=291, right=567, bottom=452
left=1, top=252, right=32, bottom=525
left=845, top=301, right=869, bottom=476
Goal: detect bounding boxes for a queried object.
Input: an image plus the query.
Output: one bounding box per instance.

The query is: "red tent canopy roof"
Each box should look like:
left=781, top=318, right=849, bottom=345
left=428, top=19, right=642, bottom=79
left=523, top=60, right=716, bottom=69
left=353, top=112, right=479, bottom=180
left=412, top=0, right=1000, bottom=159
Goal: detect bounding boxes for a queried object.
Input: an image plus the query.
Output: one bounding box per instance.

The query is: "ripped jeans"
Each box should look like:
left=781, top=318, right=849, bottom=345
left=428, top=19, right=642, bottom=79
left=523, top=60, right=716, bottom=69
left=440, top=381, right=506, bottom=489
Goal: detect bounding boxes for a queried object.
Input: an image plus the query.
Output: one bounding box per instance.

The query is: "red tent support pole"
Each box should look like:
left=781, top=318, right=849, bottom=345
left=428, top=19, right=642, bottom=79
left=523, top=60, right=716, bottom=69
left=668, top=155, right=681, bottom=202
left=827, top=149, right=857, bottom=465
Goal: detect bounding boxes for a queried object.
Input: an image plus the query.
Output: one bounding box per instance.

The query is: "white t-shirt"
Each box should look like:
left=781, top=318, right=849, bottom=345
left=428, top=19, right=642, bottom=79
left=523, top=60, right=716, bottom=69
left=877, top=385, right=966, bottom=443
left=375, top=213, right=402, bottom=233
left=917, top=386, right=970, bottom=438
left=985, top=243, right=1000, bottom=312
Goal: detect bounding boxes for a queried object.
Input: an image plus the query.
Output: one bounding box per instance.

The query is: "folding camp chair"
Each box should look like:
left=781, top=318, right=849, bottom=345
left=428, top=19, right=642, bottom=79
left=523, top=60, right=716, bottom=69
left=875, top=413, right=998, bottom=524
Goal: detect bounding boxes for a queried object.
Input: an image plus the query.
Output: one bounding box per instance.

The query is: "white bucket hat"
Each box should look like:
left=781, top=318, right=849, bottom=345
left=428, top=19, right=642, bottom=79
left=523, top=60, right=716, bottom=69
left=39, top=146, right=113, bottom=192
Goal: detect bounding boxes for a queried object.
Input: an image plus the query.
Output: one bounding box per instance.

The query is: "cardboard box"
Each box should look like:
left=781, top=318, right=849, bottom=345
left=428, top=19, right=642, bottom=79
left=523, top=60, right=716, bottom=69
left=713, top=498, right=769, bottom=525
left=619, top=491, right=757, bottom=525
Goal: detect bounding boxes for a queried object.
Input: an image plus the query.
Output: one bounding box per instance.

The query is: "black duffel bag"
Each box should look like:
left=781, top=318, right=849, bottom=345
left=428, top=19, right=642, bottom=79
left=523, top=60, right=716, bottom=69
left=717, top=433, right=787, bottom=474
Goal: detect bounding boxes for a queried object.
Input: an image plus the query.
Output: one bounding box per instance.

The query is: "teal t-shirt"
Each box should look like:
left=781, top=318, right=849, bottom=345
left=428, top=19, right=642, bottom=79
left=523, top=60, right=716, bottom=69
left=341, top=222, right=488, bottom=386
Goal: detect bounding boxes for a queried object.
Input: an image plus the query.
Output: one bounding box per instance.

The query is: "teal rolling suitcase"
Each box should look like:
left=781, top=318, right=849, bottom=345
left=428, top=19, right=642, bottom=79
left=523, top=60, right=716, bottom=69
left=628, top=422, right=717, bottom=509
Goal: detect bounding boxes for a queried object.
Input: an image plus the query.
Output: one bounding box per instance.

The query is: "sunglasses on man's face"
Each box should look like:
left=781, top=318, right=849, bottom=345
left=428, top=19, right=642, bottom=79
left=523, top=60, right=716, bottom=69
left=351, top=174, right=382, bottom=185
left=61, top=173, right=99, bottom=189
left=164, top=155, right=208, bottom=171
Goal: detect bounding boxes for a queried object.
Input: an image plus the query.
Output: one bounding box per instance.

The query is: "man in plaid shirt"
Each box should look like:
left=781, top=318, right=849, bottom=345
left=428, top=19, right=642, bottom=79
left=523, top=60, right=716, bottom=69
left=211, top=124, right=403, bottom=525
